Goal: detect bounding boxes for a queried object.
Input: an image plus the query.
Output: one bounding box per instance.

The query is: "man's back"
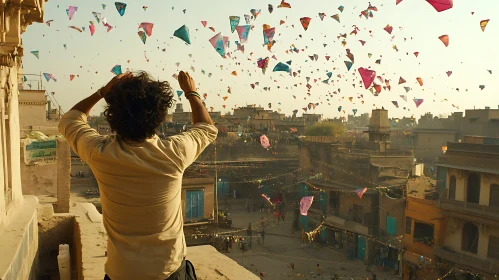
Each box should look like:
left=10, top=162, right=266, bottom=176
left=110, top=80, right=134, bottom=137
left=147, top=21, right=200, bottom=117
left=59, top=110, right=217, bottom=280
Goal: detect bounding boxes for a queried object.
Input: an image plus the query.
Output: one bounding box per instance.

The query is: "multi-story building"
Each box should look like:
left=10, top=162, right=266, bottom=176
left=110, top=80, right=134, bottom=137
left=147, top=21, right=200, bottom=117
left=433, top=136, right=499, bottom=278
left=18, top=88, right=59, bottom=136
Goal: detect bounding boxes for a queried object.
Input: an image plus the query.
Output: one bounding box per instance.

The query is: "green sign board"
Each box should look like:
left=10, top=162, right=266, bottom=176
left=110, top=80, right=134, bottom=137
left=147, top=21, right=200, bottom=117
left=25, top=140, right=57, bottom=165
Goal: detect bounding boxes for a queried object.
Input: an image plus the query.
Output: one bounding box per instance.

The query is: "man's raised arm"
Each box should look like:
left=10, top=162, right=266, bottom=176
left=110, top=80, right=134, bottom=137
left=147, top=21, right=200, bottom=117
left=178, top=71, right=213, bottom=125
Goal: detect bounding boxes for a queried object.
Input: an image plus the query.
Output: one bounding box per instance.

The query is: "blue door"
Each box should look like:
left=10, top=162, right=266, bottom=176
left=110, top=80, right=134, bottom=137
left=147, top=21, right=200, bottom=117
left=217, top=179, right=229, bottom=198
left=186, top=190, right=204, bottom=219
left=357, top=235, right=366, bottom=260
left=386, top=216, right=397, bottom=236
left=436, top=167, right=447, bottom=191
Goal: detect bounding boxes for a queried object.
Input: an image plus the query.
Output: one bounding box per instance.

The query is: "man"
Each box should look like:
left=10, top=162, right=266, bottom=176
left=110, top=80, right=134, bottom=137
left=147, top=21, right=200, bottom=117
left=59, top=71, right=217, bottom=280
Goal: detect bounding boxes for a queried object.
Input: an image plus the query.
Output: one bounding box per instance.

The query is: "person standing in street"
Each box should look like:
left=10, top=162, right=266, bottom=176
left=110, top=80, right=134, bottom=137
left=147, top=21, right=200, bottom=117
left=261, top=229, right=265, bottom=245
left=59, top=71, right=216, bottom=280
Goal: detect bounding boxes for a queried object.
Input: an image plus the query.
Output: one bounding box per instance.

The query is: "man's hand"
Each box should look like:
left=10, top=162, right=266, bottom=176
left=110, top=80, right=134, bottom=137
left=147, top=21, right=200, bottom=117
left=101, top=72, right=132, bottom=98
left=178, top=71, right=197, bottom=94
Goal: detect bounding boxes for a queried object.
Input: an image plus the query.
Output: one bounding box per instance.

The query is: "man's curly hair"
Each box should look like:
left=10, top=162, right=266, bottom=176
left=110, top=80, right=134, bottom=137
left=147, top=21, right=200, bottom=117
left=103, top=72, right=174, bottom=142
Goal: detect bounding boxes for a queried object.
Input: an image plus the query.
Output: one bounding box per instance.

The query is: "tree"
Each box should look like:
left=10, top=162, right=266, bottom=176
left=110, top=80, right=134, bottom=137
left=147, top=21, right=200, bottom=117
left=305, top=122, right=345, bottom=137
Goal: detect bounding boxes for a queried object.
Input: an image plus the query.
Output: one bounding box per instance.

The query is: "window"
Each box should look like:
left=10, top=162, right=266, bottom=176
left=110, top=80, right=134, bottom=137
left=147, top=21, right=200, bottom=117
left=351, top=204, right=364, bottom=224
left=329, top=191, right=339, bottom=209
left=449, top=175, right=456, bottom=199
left=488, top=235, right=499, bottom=260
left=490, top=184, right=499, bottom=209
left=466, top=173, right=481, bottom=204
left=386, top=216, right=397, bottom=236
left=185, top=190, right=204, bottom=219
left=462, top=222, right=479, bottom=254
left=405, top=217, right=412, bottom=234
left=413, top=221, right=434, bottom=246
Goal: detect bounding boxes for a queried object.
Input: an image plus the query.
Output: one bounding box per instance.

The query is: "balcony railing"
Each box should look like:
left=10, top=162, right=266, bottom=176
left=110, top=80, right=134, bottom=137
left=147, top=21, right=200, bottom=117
left=436, top=189, right=499, bottom=220
left=433, top=246, right=499, bottom=275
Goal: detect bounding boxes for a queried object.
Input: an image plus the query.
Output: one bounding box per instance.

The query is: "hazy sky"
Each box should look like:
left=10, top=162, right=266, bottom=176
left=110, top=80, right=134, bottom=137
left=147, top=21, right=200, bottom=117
left=22, top=0, right=499, bottom=118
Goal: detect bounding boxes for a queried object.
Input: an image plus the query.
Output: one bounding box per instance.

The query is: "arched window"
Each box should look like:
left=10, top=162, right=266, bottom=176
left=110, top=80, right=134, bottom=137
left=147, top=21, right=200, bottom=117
left=466, top=173, right=480, bottom=204
left=490, top=184, right=499, bottom=209
left=462, top=222, right=479, bottom=254
left=449, top=175, right=456, bottom=200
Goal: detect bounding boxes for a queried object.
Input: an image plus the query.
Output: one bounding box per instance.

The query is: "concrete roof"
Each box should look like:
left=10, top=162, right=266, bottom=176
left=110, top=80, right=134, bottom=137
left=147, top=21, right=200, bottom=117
left=434, top=163, right=499, bottom=175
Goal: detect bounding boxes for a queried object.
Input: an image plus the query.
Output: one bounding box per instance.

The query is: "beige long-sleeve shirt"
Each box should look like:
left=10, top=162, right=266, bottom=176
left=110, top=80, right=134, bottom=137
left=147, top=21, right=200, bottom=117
left=59, top=110, right=217, bottom=280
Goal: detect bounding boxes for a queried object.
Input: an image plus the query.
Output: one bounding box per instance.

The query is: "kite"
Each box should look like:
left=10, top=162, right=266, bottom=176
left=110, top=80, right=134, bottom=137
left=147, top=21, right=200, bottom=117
left=356, top=188, right=367, bottom=199
left=479, top=85, right=485, bottom=90
left=439, top=35, right=449, bottom=47
left=398, top=77, right=406, bottom=84
left=352, top=109, right=358, bottom=116
left=229, top=16, right=240, bottom=33
left=67, top=6, right=78, bottom=20
left=414, top=52, right=419, bottom=57
left=413, top=98, right=424, bottom=108
left=337, top=106, right=342, bottom=112
left=404, top=87, right=411, bottom=93
left=45, top=20, right=54, bottom=26
left=139, top=22, right=154, bottom=37
left=338, top=5, right=344, bottom=12
left=358, top=67, right=376, bottom=89
left=400, top=95, right=407, bottom=102
left=102, top=18, right=113, bottom=32
left=244, top=14, right=251, bottom=24
left=299, top=196, right=314, bottom=216
left=268, top=4, right=273, bottom=14
left=69, top=75, right=75, bottom=81
left=426, top=0, right=453, bottom=12
left=344, top=61, right=353, bottom=71
left=263, top=27, right=275, bottom=45
left=138, top=31, right=147, bottom=44
left=110, top=65, right=122, bottom=75
left=63, top=44, right=67, bottom=49
left=384, top=24, right=393, bottom=34
left=273, top=62, right=291, bottom=73
left=201, top=21, right=207, bottom=27
left=102, top=4, right=106, bottom=9
left=31, top=50, right=39, bottom=59
left=250, top=9, right=261, bottom=19
left=209, top=33, right=226, bottom=57
left=280, top=20, right=285, bottom=25
left=359, top=40, right=366, bottom=46
left=331, top=14, right=340, bottom=23
left=260, top=135, right=271, bottom=149
left=446, top=71, right=452, bottom=77
left=231, top=71, right=237, bottom=76
left=278, top=0, right=291, bottom=8
left=257, top=57, right=270, bottom=74
left=235, top=25, right=251, bottom=43
left=143, top=6, right=148, bottom=11
left=375, top=59, right=381, bottom=64
left=487, top=70, right=492, bottom=74
left=300, top=17, right=311, bottom=31
left=368, top=53, right=372, bottom=58
left=115, top=2, right=127, bottom=16
left=69, top=26, right=82, bottom=32
left=173, top=25, right=191, bottom=44
left=177, top=91, right=183, bottom=98
left=392, top=101, right=399, bottom=108
left=416, top=77, right=423, bottom=86
left=89, top=22, right=96, bottom=36
left=92, top=12, right=101, bottom=23
left=396, top=0, right=403, bottom=4
left=43, top=73, right=56, bottom=82
left=480, top=19, right=489, bottom=32
left=318, top=13, right=326, bottom=21
left=235, top=41, right=245, bottom=53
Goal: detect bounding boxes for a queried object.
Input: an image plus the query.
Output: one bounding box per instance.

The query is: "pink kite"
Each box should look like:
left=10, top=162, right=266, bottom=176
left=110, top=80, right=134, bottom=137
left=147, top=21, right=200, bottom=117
left=67, top=6, right=78, bottom=20
left=299, top=196, right=314, bottom=216
left=358, top=67, right=376, bottom=89
left=356, top=188, right=367, bottom=199
left=383, top=24, right=393, bottom=34
left=426, top=0, right=453, bottom=12
left=201, top=21, right=207, bottom=27
left=439, top=35, right=449, bottom=47
left=260, top=135, right=271, bottom=149
left=139, top=22, right=154, bottom=36
left=300, top=17, right=311, bottom=31
left=413, top=98, right=424, bottom=108
left=89, top=23, right=96, bottom=36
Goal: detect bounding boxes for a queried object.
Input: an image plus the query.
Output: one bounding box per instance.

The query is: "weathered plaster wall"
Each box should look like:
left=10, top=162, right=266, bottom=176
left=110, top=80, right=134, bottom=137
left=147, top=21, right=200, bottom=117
left=447, top=168, right=499, bottom=206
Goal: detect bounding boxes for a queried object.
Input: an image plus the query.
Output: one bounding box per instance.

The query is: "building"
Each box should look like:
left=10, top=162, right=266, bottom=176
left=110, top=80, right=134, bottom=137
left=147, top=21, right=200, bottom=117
left=18, top=88, right=59, bottom=136
left=0, top=0, right=46, bottom=279
left=172, top=103, right=192, bottom=123
left=433, top=136, right=499, bottom=278
left=402, top=176, right=446, bottom=280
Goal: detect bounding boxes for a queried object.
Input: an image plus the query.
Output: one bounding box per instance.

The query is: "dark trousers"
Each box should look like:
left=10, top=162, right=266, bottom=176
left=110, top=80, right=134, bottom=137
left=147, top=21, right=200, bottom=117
left=104, top=259, right=197, bottom=280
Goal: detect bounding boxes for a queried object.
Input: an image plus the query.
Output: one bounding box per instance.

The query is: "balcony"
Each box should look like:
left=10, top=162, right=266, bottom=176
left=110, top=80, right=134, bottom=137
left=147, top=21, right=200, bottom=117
left=433, top=247, right=499, bottom=276
left=325, top=214, right=370, bottom=236
left=436, top=195, right=499, bottom=222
